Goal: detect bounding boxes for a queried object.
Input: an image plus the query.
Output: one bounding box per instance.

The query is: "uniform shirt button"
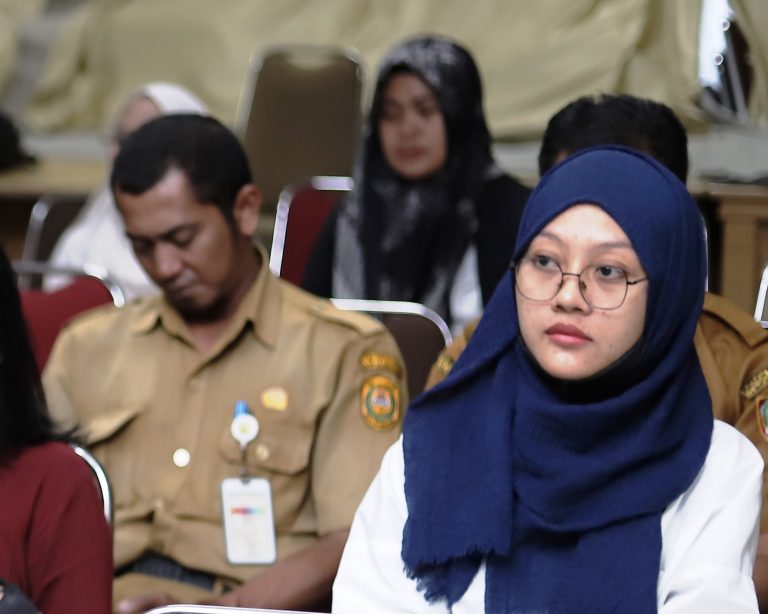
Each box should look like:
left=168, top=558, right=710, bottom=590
left=255, top=444, right=270, bottom=461
left=173, top=448, right=191, bottom=467
left=153, top=498, right=165, bottom=512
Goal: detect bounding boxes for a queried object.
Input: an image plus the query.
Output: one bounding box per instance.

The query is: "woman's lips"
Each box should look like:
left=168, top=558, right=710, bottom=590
left=397, top=147, right=426, bottom=160
left=545, top=323, right=592, bottom=347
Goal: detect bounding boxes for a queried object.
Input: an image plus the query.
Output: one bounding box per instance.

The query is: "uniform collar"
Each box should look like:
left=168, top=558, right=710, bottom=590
left=129, top=243, right=281, bottom=351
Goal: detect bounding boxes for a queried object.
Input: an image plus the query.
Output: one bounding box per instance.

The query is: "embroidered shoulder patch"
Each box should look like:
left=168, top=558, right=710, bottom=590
left=360, top=352, right=403, bottom=379
left=433, top=352, right=455, bottom=377
left=360, top=375, right=401, bottom=431
left=741, top=368, right=768, bottom=400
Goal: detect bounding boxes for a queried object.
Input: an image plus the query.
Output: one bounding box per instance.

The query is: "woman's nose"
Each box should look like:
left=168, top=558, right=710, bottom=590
left=398, top=110, right=420, bottom=136
left=553, top=273, right=590, bottom=312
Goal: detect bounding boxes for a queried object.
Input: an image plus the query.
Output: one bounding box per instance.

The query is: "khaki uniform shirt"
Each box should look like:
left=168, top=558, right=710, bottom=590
left=427, top=293, right=768, bottom=530
left=43, top=263, right=406, bottom=586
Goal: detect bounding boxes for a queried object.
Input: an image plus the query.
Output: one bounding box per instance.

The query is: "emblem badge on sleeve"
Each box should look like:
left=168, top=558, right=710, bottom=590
left=361, top=375, right=401, bottom=431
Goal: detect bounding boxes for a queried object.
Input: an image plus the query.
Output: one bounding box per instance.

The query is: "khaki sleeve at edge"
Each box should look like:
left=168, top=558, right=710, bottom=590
left=310, top=328, right=407, bottom=535
left=41, top=329, right=80, bottom=432
left=696, top=305, right=768, bottom=532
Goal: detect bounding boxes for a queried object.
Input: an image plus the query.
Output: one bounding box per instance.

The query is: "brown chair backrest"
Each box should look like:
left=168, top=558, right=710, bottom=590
left=269, top=176, right=352, bottom=286
left=235, top=45, right=363, bottom=222
left=331, top=299, right=452, bottom=400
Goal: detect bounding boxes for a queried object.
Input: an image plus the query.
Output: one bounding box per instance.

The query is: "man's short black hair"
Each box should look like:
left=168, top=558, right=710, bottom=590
left=111, top=114, right=252, bottom=220
left=538, top=94, right=689, bottom=182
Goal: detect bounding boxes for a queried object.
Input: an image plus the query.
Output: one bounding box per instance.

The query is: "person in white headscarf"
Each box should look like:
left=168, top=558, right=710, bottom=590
left=47, top=82, right=208, bottom=301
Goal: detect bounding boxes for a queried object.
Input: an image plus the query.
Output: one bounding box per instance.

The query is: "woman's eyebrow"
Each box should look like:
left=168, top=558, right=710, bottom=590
left=534, top=231, right=633, bottom=251
left=592, top=240, right=634, bottom=250
left=382, top=94, right=436, bottom=108
left=414, top=93, right=438, bottom=106
left=535, top=230, right=562, bottom=244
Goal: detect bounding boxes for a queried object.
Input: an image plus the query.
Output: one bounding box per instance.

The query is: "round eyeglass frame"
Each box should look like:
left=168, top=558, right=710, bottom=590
left=513, top=258, right=648, bottom=310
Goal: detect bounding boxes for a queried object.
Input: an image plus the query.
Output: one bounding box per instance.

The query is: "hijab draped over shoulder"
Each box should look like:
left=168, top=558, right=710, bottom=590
left=332, top=36, right=504, bottom=322
left=402, top=146, right=713, bottom=612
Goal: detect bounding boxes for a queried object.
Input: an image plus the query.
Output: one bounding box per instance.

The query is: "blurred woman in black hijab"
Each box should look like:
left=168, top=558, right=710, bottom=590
left=302, top=36, right=530, bottom=331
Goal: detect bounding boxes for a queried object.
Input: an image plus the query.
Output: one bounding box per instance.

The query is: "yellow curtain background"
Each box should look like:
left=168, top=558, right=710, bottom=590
left=15, top=0, right=768, bottom=138
left=730, top=0, right=768, bottom=123
left=0, top=0, right=45, bottom=96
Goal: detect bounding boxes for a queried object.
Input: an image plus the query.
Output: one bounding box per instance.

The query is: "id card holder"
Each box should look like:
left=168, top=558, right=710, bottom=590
left=221, top=477, right=277, bottom=564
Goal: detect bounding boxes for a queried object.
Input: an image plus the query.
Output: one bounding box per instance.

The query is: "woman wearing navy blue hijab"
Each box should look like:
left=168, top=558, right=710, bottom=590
left=332, top=146, right=763, bottom=613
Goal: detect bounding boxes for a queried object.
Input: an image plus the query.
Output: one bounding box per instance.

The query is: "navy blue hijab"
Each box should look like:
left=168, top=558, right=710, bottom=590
left=402, top=146, right=713, bottom=612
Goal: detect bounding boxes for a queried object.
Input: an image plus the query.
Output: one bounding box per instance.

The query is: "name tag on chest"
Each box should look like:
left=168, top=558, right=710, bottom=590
left=221, top=477, right=277, bottom=564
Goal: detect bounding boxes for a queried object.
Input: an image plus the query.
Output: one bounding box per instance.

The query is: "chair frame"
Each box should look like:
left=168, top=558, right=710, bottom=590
left=333, top=298, right=452, bottom=401
left=755, top=262, right=768, bottom=321
left=330, top=298, right=453, bottom=347
left=13, top=260, right=126, bottom=307
left=21, top=193, right=88, bottom=263
left=70, top=443, right=113, bottom=528
left=269, top=175, right=353, bottom=279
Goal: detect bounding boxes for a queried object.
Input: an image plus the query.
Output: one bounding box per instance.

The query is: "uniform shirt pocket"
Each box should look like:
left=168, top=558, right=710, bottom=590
left=218, top=420, right=314, bottom=532
left=85, top=404, right=147, bottom=509
left=218, top=423, right=313, bottom=476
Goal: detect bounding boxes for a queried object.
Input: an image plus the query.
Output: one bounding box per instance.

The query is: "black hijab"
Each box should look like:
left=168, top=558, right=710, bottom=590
left=332, top=36, right=503, bottom=323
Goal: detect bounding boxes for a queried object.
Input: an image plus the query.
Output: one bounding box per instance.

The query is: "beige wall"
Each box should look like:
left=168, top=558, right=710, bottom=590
left=8, top=0, right=763, bottom=139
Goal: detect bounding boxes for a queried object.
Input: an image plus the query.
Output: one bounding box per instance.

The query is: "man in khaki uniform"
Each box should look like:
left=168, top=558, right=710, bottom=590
left=43, top=115, right=406, bottom=612
left=426, top=93, right=768, bottom=611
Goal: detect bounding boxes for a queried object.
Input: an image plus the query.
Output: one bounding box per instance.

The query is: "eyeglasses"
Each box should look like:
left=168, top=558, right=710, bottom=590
left=514, top=255, right=648, bottom=310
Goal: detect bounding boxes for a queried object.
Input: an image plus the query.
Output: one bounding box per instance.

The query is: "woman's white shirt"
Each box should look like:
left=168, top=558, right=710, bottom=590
left=332, top=421, right=763, bottom=613
left=448, top=243, right=483, bottom=335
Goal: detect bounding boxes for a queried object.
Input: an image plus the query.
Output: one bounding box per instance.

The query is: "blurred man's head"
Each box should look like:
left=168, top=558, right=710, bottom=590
left=538, top=94, right=689, bottom=182
left=111, top=114, right=262, bottom=322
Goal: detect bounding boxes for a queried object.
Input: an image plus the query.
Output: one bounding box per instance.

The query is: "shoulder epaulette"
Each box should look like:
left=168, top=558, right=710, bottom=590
left=310, top=301, right=383, bottom=335
left=702, top=293, right=768, bottom=348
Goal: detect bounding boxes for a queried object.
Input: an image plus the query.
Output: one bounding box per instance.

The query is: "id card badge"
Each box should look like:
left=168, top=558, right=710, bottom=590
left=221, top=477, right=277, bottom=564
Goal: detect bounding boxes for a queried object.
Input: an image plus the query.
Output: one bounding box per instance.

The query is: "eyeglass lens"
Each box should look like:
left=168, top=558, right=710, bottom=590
left=515, top=257, right=630, bottom=310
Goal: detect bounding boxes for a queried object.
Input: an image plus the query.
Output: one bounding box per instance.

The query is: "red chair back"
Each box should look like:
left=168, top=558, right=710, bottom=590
left=269, top=176, right=352, bottom=286
left=20, top=277, right=114, bottom=369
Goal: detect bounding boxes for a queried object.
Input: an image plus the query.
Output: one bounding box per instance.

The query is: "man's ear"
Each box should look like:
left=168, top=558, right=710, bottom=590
left=233, top=184, right=262, bottom=236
